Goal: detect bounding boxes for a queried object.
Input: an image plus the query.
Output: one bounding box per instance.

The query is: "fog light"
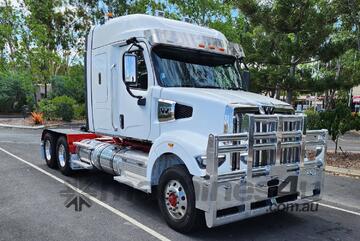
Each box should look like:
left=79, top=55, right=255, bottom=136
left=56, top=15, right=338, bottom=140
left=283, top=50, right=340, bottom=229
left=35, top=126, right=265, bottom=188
left=196, top=154, right=226, bottom=168
left=313, top=188, right=321, bottom=196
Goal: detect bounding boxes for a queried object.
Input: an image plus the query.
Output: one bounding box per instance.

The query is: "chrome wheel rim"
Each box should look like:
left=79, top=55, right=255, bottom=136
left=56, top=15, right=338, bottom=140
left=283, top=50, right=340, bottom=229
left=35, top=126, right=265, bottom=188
left=164, top=180, right=187, bottom=219
left=45, top=140, right=51, bottom=161
left=58, top=144, right=66, bottom=167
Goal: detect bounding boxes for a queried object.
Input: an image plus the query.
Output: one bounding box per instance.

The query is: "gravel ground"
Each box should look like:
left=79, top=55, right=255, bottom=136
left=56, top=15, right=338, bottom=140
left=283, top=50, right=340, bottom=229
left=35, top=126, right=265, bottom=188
left=327, top=152, right=360, bottom=170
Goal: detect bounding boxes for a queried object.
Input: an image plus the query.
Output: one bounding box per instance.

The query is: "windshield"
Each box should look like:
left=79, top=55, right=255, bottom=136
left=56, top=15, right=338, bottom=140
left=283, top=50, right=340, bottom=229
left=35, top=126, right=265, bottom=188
left=151, top=45, right=245, bottom=90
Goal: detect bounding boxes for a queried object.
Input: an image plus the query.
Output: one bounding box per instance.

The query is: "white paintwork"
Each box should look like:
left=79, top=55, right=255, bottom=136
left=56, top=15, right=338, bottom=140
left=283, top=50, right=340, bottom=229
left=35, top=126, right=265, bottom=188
left=92, top=14, right=226, bottom=49
left=86, top=14, right=292, bottom=182
left=117, top=42, right=154, bottom=139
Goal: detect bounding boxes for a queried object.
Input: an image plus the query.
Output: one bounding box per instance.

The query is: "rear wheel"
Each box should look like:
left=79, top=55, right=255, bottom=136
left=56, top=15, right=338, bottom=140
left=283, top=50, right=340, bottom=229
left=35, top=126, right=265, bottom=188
left=158, top=165, right=203, bottom=233
left=43, top=133, right=57, bottom=169
left=56, top=136, right=73, bottom=176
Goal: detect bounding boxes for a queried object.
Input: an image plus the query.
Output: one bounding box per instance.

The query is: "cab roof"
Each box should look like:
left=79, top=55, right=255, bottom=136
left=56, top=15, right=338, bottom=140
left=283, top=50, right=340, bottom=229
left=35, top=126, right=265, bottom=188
left=92, top=14, right=227, bottom=49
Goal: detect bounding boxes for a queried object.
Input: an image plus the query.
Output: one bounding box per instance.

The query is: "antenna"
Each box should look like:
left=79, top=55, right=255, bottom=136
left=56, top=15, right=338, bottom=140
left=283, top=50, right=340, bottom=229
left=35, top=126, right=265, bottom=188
left=182, top=17, right=191, bottom=23
left=154, top=10, right=165, bottom=18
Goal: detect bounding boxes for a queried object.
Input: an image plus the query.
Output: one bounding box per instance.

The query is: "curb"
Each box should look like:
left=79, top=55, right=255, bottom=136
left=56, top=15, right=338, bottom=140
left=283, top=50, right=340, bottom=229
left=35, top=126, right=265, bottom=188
left=0, top=123, right=45, bottom=129
left=0, top=123, right=85, bottom=130
left=325, top=166, right=360, bottom=178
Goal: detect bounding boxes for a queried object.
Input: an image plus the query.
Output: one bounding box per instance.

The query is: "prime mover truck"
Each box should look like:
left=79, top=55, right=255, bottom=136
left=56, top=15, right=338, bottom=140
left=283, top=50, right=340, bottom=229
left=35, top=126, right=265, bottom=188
left=41, top=14, right=328, bottom=232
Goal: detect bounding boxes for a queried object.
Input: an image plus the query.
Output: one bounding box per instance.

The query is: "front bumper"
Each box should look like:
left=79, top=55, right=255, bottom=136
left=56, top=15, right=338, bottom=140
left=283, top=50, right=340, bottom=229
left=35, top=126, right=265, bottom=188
left=193, top=114, right=327, bottom=228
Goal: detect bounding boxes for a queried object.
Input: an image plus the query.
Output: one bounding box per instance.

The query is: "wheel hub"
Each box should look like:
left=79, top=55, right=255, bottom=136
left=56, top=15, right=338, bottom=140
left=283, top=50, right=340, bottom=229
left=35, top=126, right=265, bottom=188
left=164, top=180, right=187, bottom=219
left=168, top=193, right=178, bottom=207
left=58, top=144, right=66, bottom=168
left=45, top=140, right=51, bottom=160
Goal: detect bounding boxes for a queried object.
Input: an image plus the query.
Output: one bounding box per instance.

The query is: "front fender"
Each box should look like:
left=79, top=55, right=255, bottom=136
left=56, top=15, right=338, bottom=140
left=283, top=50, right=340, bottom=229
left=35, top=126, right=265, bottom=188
left=147, top=130, right=208, bottom=180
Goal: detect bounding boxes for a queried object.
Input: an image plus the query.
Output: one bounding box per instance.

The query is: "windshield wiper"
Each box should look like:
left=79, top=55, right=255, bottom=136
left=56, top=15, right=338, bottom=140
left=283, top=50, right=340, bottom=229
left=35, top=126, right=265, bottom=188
left=196, top=85, right=221, bottom=89
left=227, top=87, right=244, bottom=91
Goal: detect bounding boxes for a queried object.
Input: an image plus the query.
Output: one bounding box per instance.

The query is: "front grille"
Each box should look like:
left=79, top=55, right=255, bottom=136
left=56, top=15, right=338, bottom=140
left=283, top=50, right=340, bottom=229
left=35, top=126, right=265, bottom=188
left=232, top=107, right=299, bottom=170
left=280, top=120, right=302, bottom=165
left=232, top=108, right=259, bottom=170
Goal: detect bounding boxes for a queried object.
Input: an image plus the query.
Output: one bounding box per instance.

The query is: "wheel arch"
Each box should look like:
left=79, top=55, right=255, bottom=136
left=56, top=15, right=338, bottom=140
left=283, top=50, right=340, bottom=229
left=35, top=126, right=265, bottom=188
left=149, top=153, right=185, bottom=186
left=147, top=131, right=207, bottom=186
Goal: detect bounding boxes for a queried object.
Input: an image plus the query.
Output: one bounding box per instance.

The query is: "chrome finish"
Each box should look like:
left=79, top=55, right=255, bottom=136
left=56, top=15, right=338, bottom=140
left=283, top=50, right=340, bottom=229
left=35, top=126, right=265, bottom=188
left=218, top=144, right=247, bottom=154
left=158, top=99, right=176, bottom=122
left=44, top=140, right=51, bottom=160
left=110, top=63, right=118, bottom=131
left=164, top=180, right=188, bottom=220
left=74, top=139, right=150, bottom=192
left=195, top=114, right=328, bottom=228
left=58, top=144, right=66, bottom=167
left=124, top=54, right=137, bottom=84
left=98, top=145, right=120, bottom=174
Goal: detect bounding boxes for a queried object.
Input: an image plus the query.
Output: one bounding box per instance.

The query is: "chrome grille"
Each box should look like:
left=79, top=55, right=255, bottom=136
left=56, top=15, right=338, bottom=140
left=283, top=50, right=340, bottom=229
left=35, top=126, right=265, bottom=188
left=232, top=108, right=300, bottom=170
left=232, top=108, right=258, bottom=170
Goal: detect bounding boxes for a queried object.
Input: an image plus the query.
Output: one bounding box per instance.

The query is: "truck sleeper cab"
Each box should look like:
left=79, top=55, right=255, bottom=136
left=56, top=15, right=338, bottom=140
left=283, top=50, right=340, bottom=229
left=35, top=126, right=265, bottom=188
left=40, top=14, right=328, bottom=233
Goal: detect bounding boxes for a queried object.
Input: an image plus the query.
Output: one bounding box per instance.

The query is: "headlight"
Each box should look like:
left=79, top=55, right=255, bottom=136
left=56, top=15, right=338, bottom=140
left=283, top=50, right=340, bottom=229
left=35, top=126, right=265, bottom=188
left=195, top=154, right=226, bottom=169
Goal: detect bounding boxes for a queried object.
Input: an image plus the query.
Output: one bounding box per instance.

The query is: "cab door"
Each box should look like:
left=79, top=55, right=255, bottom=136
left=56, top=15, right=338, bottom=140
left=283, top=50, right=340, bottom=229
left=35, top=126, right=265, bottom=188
left=91, top=48, right=112, bottom=133
left=118, top=42, right=153, bottom=140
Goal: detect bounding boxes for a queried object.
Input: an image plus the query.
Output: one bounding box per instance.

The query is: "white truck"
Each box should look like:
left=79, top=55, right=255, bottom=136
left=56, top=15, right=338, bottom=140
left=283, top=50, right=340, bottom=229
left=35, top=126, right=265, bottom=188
left=41, top=14, right=328, bottom=232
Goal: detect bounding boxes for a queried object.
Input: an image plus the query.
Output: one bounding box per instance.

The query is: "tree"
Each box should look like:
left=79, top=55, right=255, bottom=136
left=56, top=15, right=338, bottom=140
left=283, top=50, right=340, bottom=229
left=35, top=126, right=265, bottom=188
left=232, top=0, right=336, bottom=103
left=168, top=0, right=230, bottom=25
left=319, top=102, right=358, bottom=153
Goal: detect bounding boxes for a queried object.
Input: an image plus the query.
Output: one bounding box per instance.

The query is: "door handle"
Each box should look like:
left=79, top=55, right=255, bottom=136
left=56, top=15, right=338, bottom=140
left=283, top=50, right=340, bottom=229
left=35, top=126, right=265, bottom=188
left=110, top=64, right=118, bottom=131
left=120, top=114, right=124, bottom=129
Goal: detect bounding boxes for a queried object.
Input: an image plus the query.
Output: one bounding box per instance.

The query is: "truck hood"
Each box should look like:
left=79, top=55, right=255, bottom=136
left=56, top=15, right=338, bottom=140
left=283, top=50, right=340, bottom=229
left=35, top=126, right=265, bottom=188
left=163, top=87, right=291, bottom=108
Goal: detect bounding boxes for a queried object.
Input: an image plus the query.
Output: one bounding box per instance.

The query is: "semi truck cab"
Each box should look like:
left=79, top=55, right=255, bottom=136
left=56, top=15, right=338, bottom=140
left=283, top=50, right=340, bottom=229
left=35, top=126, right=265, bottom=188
left=41, top=14, right=328, bottom=232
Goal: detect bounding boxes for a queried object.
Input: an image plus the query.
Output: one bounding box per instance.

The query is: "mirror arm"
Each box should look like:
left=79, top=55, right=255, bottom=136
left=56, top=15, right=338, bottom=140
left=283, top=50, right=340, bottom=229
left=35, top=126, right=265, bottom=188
left=124, top=85, right=146, bottom=106
left=123, top=38, right=146, bottom=106
left=126, top=37, right=144, bottom=51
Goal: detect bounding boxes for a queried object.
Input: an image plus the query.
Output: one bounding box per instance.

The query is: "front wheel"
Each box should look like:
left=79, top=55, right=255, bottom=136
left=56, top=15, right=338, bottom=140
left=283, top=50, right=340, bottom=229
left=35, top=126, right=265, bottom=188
left=158, top=165, right=203, bottom=233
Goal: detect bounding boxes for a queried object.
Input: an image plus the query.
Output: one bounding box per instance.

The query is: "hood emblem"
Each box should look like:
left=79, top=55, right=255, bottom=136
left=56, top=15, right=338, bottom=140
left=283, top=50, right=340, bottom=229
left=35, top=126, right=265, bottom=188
left=259, top=106, right=275, bottom=115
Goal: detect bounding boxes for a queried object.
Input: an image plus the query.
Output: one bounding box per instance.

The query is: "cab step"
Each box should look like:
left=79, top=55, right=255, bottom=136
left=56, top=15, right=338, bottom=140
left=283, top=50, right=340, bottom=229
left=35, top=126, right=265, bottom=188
left=114, top=171, right=151, bottom=193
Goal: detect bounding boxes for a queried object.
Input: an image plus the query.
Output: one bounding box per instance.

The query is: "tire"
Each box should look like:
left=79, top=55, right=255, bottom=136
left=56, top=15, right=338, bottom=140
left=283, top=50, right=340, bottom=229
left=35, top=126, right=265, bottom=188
left=43, top=133, right=58, bottom=169
left=158, top=165, right=204, bottom=233
left=56, top=136, right=73, bottom=176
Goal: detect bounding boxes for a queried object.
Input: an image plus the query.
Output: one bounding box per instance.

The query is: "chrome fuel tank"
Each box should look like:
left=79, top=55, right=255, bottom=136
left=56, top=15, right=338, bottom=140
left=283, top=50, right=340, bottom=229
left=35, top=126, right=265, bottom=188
left=76, top=139, right=148, bottom=176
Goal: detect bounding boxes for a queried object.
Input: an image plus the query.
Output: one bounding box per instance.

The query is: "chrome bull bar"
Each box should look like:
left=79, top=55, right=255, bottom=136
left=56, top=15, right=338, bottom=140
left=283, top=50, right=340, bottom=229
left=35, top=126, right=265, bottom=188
left=193, top=114, right=328, bottom=228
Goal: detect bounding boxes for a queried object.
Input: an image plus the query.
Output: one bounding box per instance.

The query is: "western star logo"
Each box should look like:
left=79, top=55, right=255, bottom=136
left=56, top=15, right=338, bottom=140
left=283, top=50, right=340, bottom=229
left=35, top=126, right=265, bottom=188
left=263, top=106, right=275, bottom=114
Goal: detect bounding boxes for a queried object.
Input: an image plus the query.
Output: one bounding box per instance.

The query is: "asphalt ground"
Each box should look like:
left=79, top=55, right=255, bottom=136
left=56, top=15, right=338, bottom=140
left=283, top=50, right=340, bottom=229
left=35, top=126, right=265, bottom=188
left=327, top=131, right=360, bottom=153
left=0, top=127, right=360, bottom=241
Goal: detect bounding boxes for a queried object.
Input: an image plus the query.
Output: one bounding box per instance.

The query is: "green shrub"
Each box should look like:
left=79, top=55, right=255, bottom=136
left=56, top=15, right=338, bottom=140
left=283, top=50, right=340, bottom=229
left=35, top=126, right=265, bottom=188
left=39, top=95, right=77, bottom=122
left=74, top=103, right=86, bottom=120
left=0, top=72, right=29, bottom=113
left=39, top=99, right=57, bottom=120
left=304, top=109, right=321, bottom=130
left=50, top=65, right=85, bottom=103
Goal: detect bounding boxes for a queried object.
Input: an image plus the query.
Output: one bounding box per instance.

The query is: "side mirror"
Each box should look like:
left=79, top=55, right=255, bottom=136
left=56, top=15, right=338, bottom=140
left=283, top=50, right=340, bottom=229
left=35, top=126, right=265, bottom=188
left=242, top=71, right=250, bottom=91
left=124, top=53, right=137, bottom=84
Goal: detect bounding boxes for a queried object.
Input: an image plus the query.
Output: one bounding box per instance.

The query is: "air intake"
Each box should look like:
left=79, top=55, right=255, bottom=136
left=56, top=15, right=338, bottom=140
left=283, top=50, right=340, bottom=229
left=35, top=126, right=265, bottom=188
left=175, top=104, right=193, bottom=119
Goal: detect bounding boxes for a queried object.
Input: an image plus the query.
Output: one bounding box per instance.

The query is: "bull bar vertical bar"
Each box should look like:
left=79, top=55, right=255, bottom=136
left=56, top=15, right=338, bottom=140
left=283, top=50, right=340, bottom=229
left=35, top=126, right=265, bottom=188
left=196, top=114, right=328, bottom=228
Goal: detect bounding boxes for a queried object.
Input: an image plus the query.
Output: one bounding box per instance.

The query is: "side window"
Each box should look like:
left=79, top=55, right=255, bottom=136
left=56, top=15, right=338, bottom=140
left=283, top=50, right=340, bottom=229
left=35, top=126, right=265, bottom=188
left=128, top=50, right=148, bottom=90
